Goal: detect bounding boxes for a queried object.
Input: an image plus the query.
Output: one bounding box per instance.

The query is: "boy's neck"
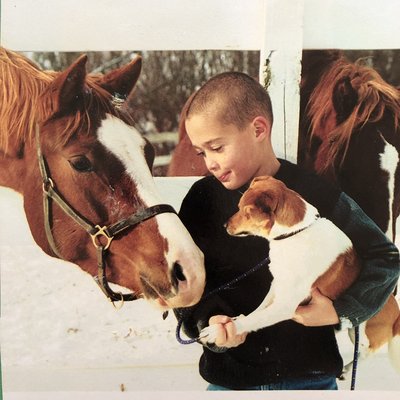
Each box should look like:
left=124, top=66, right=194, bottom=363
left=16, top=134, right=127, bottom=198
left=236, top=158, right=281, bottom=194
left=257, top=155, right=281, bottom=178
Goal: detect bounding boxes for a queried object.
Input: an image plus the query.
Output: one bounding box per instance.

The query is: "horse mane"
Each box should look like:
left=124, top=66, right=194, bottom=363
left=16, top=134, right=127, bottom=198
left=307, top=55, right=400, bottom=171
left=0, top=48, right=54, bottom=154
left=0, top=48, right=122, bottom=155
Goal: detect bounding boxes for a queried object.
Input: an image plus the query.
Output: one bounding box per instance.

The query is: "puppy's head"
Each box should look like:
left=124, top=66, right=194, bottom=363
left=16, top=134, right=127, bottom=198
left=226, top=176, right=306, bottom=239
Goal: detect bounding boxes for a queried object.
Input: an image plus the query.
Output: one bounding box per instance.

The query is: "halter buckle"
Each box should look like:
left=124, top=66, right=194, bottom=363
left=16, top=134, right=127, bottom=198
left=91, top=225, right=114, bottom=250
left=42, top=178, right=54, bottom=194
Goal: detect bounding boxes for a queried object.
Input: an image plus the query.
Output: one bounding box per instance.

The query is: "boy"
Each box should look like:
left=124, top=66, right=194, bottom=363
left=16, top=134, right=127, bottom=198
left=174, top=72, right=400, bottom=390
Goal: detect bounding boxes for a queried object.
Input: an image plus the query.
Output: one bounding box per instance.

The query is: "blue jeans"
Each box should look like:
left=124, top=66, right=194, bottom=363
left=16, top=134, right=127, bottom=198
left=207, top=374, right=338, bottom=391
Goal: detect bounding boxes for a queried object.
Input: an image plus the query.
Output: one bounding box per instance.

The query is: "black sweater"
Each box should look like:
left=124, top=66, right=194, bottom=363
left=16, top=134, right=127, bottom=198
left=175, top=159, right=399, bottom=389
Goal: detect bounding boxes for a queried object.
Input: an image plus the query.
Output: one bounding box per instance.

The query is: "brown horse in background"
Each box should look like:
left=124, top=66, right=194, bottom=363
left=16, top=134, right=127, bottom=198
left=299, top=50, right=400, bottom=241
left=167, top=92, right=209, bottom=176
left=168, top=50, right=400, bottom=243
left=0, top=48, right=205, bottom=308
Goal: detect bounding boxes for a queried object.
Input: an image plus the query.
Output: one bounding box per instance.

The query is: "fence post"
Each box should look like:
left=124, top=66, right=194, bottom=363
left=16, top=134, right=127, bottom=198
left=260, top=0, right=304, bottom=163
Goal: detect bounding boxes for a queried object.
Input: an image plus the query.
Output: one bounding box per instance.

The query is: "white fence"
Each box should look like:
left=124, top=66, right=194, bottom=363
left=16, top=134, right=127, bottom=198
left=2, top=0, right=399, bottom=162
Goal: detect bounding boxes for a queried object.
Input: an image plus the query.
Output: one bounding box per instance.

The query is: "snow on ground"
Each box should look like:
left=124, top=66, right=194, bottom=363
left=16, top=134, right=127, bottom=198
left=1, top=178, right=400, bottom=399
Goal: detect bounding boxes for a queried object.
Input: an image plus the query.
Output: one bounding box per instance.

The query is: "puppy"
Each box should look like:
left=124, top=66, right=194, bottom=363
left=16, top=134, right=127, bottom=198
left=200, top=176, right=400, bottom=374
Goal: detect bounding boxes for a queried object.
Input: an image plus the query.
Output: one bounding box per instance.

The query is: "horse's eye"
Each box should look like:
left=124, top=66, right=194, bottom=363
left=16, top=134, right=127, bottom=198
left=69, top=156, right=93, bottom=173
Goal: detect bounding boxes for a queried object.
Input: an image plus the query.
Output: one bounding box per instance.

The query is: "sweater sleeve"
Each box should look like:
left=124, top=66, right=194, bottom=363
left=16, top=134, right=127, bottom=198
left=173, top=179, right=234, bottom=352
left=331, top=192, right=400, bottom=327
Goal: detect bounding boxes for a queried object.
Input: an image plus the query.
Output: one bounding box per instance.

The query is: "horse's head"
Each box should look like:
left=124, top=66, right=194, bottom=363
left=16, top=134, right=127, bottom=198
left=301, top=52, right=400, bottom=239
left=23, top=54, right=205, bottom=309
left=308, top=58, right=400, bottom=177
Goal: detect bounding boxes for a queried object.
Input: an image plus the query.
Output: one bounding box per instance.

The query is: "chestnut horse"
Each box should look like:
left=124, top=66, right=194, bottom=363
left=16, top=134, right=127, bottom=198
left=298, top=50, right=400, bottom=241
left=0, top=48, right=205, bottom=309
left=168, top=51, right=400, bottom=243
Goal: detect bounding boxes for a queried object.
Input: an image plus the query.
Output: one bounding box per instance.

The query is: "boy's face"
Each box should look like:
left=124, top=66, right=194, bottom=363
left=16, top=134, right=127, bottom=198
left=186, top=113, right=266, bottom=190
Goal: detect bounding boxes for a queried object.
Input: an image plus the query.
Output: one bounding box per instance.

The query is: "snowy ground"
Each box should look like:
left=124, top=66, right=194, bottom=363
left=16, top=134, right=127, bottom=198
left=1, top=178, right=400, bottom=399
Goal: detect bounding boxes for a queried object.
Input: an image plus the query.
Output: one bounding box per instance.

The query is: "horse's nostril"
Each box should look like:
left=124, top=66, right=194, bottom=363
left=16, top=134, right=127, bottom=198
left=173, top=262, right=186, bottom=282
left=171, top=262, right=186, bottom=291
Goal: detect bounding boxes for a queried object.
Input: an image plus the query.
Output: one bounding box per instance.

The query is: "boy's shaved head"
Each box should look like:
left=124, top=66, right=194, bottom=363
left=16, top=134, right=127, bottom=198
left=185, top=72, right=273, bottom=129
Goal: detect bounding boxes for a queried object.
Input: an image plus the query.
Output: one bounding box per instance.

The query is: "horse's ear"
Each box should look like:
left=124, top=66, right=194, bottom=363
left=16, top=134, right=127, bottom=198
left=332, top=76, right=358, bottom=123
left=99, top=56, right=142, bottom=98
left=49, top=54, right=88, bottom=115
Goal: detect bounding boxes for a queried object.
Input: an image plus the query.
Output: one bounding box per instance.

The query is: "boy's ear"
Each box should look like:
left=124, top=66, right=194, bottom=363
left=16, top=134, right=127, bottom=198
left=252, top=116, right=271, bottom=139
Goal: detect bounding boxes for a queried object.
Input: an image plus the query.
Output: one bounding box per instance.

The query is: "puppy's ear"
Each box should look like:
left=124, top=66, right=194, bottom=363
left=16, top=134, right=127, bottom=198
left=254, top=190, right=277, bottom=215
left=276, top=187, right=306, bottom=225
left=251, top=191, right=276, bottom=232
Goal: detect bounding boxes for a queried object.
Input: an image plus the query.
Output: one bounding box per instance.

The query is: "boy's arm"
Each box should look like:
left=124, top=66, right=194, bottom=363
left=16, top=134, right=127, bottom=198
left=173, top=181, right=235, bottom=351
left=330, top=192, right=400, bottom=328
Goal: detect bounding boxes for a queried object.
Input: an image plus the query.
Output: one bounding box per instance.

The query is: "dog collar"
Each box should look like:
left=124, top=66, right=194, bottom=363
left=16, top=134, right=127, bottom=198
left=272, top=213, right=320, bottom=241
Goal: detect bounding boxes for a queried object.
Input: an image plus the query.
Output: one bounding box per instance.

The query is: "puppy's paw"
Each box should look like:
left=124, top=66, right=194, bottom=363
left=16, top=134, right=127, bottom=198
left=198, top=325, right=219, bottom=344
left=231, top=314, right=246, bottom=334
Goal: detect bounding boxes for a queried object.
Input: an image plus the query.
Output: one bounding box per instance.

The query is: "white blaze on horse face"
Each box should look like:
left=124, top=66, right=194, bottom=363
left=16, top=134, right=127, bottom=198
left=97, top=114, right=205, bottom=305
left=380, top=137, right=399, bottom=240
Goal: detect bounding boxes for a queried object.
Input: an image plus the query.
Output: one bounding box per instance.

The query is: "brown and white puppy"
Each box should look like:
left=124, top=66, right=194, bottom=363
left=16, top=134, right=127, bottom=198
left=200, top=176, right=400, bottom=374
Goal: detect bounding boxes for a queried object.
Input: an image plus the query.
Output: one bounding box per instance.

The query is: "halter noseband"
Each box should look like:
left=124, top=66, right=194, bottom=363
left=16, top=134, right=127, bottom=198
left=35, top=124, right=177, bottom=305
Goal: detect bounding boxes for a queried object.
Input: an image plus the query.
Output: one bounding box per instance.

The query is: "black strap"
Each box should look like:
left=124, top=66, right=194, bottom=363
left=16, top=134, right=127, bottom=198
left=108, top=204, right=177, bottom=236
left=94, top=246, right=139, bottom=302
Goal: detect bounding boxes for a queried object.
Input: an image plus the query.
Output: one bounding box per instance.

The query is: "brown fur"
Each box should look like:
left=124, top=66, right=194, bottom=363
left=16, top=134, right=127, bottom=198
left=313, top=249, right=361, bottom=301
left=366, top=296, right=400, bottom=351
left=230, top=176, right=306, bottom=236
left=0, top=48, right=125, bottom=158
left=167, top=92, right=209, bottom=176
left=0, top=48, right=205, bottom=308
left=307, top=56, right=400, bottom=173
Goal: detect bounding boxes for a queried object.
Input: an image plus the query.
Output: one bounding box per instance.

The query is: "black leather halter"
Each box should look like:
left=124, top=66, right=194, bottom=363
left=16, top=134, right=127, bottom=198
left=35, top=124, right=177, bottom=305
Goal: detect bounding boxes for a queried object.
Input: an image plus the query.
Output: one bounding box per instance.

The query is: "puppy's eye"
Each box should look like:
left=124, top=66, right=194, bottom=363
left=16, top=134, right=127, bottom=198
left=69, top=156, right=93, bottom=173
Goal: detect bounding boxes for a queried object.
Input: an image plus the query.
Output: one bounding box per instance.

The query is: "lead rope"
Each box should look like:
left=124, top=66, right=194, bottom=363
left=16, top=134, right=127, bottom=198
left=176, top=256, right=360, bottom=391
left=350, top=326, right=360, bottom=390
left=176, top=257, right=270, bottom=345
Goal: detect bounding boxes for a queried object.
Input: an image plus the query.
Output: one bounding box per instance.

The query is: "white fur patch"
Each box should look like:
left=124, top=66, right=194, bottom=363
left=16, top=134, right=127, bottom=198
left=268, top=217, right=352, bottom=308
left=380, top=137, right=399, bottom=240
left=97, top=114, right=203, bottom=276
left=97, top=114, right=160, bottom=206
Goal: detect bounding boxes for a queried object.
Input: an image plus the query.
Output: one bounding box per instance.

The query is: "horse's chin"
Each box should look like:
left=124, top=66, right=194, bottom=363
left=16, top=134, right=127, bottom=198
left=154, top=296, right=169, bottom=309
left=148, top=293, right=202, bottom=310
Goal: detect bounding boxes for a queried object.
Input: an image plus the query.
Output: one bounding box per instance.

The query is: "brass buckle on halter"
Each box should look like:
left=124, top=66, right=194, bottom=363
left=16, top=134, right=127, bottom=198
left=91, top=225, right=114, bottom=250
left=42, top=178, right=55, bottom=194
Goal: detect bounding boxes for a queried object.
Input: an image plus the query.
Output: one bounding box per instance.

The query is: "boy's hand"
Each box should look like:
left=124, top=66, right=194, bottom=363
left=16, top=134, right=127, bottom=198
left=293, top=288, right=340, bottom=326
left=200, top=315, right=248, bottom=348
